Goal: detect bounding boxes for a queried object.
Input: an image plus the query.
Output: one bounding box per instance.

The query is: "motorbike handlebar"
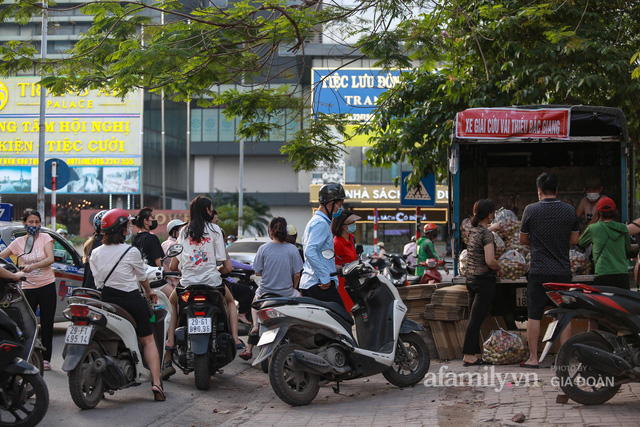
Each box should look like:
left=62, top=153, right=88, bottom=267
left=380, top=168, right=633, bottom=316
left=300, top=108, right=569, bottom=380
left=164, top=271, right=181, bottom=277
left=330, top=271, right=339, bottom=277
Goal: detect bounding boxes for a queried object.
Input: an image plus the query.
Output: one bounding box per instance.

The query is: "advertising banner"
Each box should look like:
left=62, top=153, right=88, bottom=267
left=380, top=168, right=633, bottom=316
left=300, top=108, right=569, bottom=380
left=455, top=108, right=571, bottom=140
left=309, top=184, right=448, bottom=204
left=312, top=68, right=404, bottom=121
left=0, top=77, right=142, bottom=193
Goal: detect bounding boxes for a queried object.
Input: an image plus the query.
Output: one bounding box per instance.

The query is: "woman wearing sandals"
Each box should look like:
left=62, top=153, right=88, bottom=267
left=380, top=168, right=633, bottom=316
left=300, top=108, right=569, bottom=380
left=0, top=209, right=56, bottom=371
left=462, top=199, right=502, bottom=367
left=90, top=209, right=165, bottom=401
left=165, top=196, right=242, bottom=364
left=239, top=217, right=303, bottom=361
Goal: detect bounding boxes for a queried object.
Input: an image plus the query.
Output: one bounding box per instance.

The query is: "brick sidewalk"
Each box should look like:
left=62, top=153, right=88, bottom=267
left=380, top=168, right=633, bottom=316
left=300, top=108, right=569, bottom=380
left=222, top=360, right=640, bottom=426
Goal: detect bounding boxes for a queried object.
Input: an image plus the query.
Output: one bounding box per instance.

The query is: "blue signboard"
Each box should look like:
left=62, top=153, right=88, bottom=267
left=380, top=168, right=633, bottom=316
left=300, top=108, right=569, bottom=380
left=400, top=172, right=436, bottom=207
left=312, top=68, right=404, bottom=118
left=0, top=203, right=13, bottom=221
left=44, top=158, right=70, bottom=190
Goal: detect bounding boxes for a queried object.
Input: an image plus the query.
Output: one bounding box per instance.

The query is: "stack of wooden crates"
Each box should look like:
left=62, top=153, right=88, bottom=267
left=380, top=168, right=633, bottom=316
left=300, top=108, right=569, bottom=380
left=424, top=285, right=470, bottom=359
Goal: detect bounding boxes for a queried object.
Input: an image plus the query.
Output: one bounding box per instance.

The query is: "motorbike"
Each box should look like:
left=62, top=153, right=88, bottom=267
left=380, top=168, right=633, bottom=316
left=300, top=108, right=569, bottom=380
left=225, top=262, right=258, bottom=335
left=0, top=234, right=49, bottom=426
left=416, top=258, right=447, bottom=284
left=61, top=245, right=182, bottom=409
left=171, top=269, right=238, bottom=390
left=251, top=249, right=430, bottom=406
left=0, top=235, right=45, bottom=374
left=539, top=281, right=640, bottom=405
left=382, top=253, right=411, bottom=287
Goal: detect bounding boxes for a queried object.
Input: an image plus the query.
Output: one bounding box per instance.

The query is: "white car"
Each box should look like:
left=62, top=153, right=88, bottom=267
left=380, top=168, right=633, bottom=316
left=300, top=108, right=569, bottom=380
left=226, top=236, right=272, bottom=265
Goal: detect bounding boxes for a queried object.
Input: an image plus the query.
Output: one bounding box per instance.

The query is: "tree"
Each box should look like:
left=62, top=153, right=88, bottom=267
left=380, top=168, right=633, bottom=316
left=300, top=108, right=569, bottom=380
left=362, top=0, right=640, bottom=186
left=0, top=0, right=424, bottom=171
left=209, top=190, right=271, bottom=236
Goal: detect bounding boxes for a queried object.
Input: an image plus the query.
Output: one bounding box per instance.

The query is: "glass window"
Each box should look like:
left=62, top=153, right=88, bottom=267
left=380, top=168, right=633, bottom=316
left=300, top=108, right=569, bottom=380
left=202, top=109, right=219, bottom=142
left=191, top=109, right=202, bottom=142
left=219, top=112, right=235, bottom=141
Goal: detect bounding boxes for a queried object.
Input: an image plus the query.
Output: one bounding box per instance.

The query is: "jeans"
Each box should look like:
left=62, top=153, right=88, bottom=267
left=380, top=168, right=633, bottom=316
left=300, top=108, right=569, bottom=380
left=462, top=275, right=496, bottom=355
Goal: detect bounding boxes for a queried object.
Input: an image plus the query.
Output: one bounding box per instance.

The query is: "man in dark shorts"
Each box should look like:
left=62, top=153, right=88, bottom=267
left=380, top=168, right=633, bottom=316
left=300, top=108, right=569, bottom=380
left=519, top=172, right=579, bottom=368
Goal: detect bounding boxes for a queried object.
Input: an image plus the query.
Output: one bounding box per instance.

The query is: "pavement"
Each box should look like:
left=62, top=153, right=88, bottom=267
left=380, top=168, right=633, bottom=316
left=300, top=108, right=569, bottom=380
left=216, top=358, right=640, bottom=427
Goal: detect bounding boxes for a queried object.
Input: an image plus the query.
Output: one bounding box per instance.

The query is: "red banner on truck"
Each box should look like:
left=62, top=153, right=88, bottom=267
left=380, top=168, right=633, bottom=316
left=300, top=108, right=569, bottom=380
left=455, top=108, right=571, bottom=140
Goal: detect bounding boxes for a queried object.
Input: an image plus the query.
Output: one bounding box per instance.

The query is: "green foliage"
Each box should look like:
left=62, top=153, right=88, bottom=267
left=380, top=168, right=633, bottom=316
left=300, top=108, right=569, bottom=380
left=364, top=0, right=640, bottom=187
left=209, top=191, right=271, bottom=236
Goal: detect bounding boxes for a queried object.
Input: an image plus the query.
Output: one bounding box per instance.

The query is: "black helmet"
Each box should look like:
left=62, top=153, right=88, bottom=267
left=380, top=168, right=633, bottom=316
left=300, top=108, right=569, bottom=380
left=318, top=183, right=346, bottom=204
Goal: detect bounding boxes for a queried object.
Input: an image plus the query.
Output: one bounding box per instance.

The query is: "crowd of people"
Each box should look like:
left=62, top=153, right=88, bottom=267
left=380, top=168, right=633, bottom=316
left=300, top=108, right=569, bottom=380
left=461, top=172, right=639, bottom=369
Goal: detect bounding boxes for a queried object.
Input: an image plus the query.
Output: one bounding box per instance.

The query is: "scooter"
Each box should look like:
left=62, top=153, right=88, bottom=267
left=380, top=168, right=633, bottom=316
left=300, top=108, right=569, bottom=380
left=0, top=235, right=45, bottom=374
left=417, top=258, right=447, bottom=284
left=539, top=281, right=640, bottom=405
left=0, top=308, right=49, bottom=426
left=172, top=275, right=238, bottom=390
left=0, top=245, right=49, bottom=426
left=225, top=261, right=258, bottom=335
left=61, top=245, right=182, bottom=409
left=251, top=249, right=430, bottom=406
left=382, top=253, right=410, bottom=287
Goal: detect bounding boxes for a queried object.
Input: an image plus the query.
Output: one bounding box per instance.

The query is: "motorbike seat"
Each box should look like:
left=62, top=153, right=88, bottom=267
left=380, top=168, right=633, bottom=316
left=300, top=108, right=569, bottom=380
left=594, top=286, right=640, bottom=302
left=294, top=297, right=354, bottom=326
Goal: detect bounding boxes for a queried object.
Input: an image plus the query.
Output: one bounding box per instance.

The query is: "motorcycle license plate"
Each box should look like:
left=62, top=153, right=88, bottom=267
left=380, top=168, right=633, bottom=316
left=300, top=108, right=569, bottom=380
left=188, top=317, right=212, bottom=334
left=516, top=287, right=527, bottom=307
left=257, top=328, right=279, bottom=347
left=65, top=325, right=93, bottom=345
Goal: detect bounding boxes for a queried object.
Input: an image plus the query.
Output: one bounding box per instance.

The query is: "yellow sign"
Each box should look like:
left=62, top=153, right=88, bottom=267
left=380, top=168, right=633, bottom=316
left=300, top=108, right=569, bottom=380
left=0, top=77, right=142, bottom=160
left=310, top=184, right=448, bottom=204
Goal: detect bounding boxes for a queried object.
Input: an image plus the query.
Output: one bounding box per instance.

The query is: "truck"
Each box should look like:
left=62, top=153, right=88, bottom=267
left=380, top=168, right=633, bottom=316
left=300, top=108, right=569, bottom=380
left=447, top=105, right=634, bottom=328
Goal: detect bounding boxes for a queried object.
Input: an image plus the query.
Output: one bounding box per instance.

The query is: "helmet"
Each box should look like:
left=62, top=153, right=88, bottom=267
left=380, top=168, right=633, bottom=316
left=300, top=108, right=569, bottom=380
left=93, top=210, right=108, bottom=233
left=227, top=235, right=237, bottom=242
left=56, top=228, right=67, bottom=235
left=167, top=219, right=187, bottom=235
left=377, top=242, right=385, bottom=248
left=424, top=223, right=438, bottom=234
left=318, top=183, right=346, bottom=204
left=101, top=209, right=132, bottom=234
left=287, top=225, right=297, bottom=236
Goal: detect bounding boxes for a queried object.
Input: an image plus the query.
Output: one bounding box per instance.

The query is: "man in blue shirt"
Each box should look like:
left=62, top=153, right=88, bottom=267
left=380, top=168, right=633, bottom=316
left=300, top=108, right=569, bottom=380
left=300, top=183, right=347, bottom=309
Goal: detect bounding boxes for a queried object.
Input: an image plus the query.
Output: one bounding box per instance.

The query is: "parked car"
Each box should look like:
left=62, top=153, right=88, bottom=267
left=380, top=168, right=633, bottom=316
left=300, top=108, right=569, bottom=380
left=0, top=222, right=84, bottom=322
left=226, top=236, right=271, bottom=265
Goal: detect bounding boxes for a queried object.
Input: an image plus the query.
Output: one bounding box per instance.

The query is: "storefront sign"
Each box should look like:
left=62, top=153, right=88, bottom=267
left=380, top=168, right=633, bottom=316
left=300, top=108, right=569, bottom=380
left=455, top=108, right=570, bottom=140
left=312, top=68, right=404, bottom=121
left=310, top=184, right=448, bottom=204
left=311, top=207, right=448, bottom=224
left=0, top=77, right=142, bottom=193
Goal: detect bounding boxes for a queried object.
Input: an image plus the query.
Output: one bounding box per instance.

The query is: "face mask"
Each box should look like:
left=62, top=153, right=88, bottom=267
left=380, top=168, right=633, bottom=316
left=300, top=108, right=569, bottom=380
left=149, top=219, right=158, bottom=230
left=347, top=224, right=357, bottom=233
left=25, top=225, right=40, bottom=235
left=332, top=206, right=343, bottom=219
left=586, top=193, right=600, bottom=202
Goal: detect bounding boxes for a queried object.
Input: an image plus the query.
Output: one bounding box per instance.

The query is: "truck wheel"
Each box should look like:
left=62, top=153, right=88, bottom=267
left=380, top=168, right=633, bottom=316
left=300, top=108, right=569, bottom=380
left=382, top=332, right=431, bottom=387
left=555, top=332, right=620, bottom=405
left=194, top=354, right=211, bottom=391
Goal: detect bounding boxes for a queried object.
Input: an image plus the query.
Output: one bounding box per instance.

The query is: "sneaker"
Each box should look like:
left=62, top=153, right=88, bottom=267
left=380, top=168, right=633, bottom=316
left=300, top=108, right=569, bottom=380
left=43, top=361, right=51, bottom=371
left=161, top=361, right=176, bottom=381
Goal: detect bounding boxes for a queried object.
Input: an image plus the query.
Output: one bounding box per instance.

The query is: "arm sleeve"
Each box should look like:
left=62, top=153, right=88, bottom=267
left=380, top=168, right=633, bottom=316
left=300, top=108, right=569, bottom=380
left=130, top=248, right=148, bottom=282
left=209, top=225, right=228, bottom=262
left=578, top=226, right=592, bottom=248
left=253, top=247, right=264, bottom=274
left=148, top=236, right=165, bottom=263
left=6, top=238, right=22, bottom=256
left=625, top=231, right=632, bottom=257
left=520, top=207, right=530, bottom=234
left=291, top=246, right=303, bottom=274
left=304, top=222, right=332, bottom=285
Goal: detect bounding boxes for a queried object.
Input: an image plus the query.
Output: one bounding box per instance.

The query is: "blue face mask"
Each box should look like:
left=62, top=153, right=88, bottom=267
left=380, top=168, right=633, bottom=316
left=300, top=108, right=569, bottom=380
left=332, top=206, right=343, bottom=218
left=25, top=225, right=40, bottom=235
left=347, top=224, right=357, bottom=233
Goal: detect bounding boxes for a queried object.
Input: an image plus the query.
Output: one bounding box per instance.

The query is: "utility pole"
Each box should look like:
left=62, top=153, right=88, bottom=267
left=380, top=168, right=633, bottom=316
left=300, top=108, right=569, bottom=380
left=37, top=2, right=48, bottom=218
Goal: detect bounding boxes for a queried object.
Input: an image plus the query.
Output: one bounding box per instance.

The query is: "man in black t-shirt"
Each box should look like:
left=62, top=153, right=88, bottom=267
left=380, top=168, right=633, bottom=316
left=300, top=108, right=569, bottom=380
left=520, top=172, right=579, bottom=368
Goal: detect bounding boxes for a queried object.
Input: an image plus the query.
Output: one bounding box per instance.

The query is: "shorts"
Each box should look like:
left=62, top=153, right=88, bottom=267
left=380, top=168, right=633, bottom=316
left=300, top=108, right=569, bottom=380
left=101, top=287, right=153, bottom=337
left=527, top=274, right=572, bottom=320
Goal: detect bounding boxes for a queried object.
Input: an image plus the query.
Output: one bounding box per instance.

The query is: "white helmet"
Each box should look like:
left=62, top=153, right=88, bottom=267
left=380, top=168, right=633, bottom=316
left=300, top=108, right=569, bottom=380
left=57, top=228, right=67, bottom=235
left=167, top=219, right=187, bottom=235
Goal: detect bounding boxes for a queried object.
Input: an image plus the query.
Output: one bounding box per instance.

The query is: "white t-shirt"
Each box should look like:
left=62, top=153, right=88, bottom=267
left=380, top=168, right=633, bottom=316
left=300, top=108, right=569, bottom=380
left=90, top=243, right=147, bottom=292
left=176, top=223, right=227, bottom=287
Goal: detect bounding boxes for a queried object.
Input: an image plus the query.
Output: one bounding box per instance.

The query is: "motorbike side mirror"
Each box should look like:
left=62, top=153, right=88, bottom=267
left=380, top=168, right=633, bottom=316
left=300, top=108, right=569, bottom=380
left=23, top=234, right=34, bottom=255
left=166, top=244, right=183, bottom=258
left=355, top=244, right=363, bottom=255
left=321, top=249, right=335, bottom=260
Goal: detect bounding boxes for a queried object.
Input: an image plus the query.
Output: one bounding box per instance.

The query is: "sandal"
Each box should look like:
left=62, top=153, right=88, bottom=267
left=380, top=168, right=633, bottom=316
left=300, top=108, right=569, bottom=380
left=152, top=383, right=166, bottom=402
left=239, top=350, right=253, bottom=361
left=236, top=339, right=246, bottom=350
